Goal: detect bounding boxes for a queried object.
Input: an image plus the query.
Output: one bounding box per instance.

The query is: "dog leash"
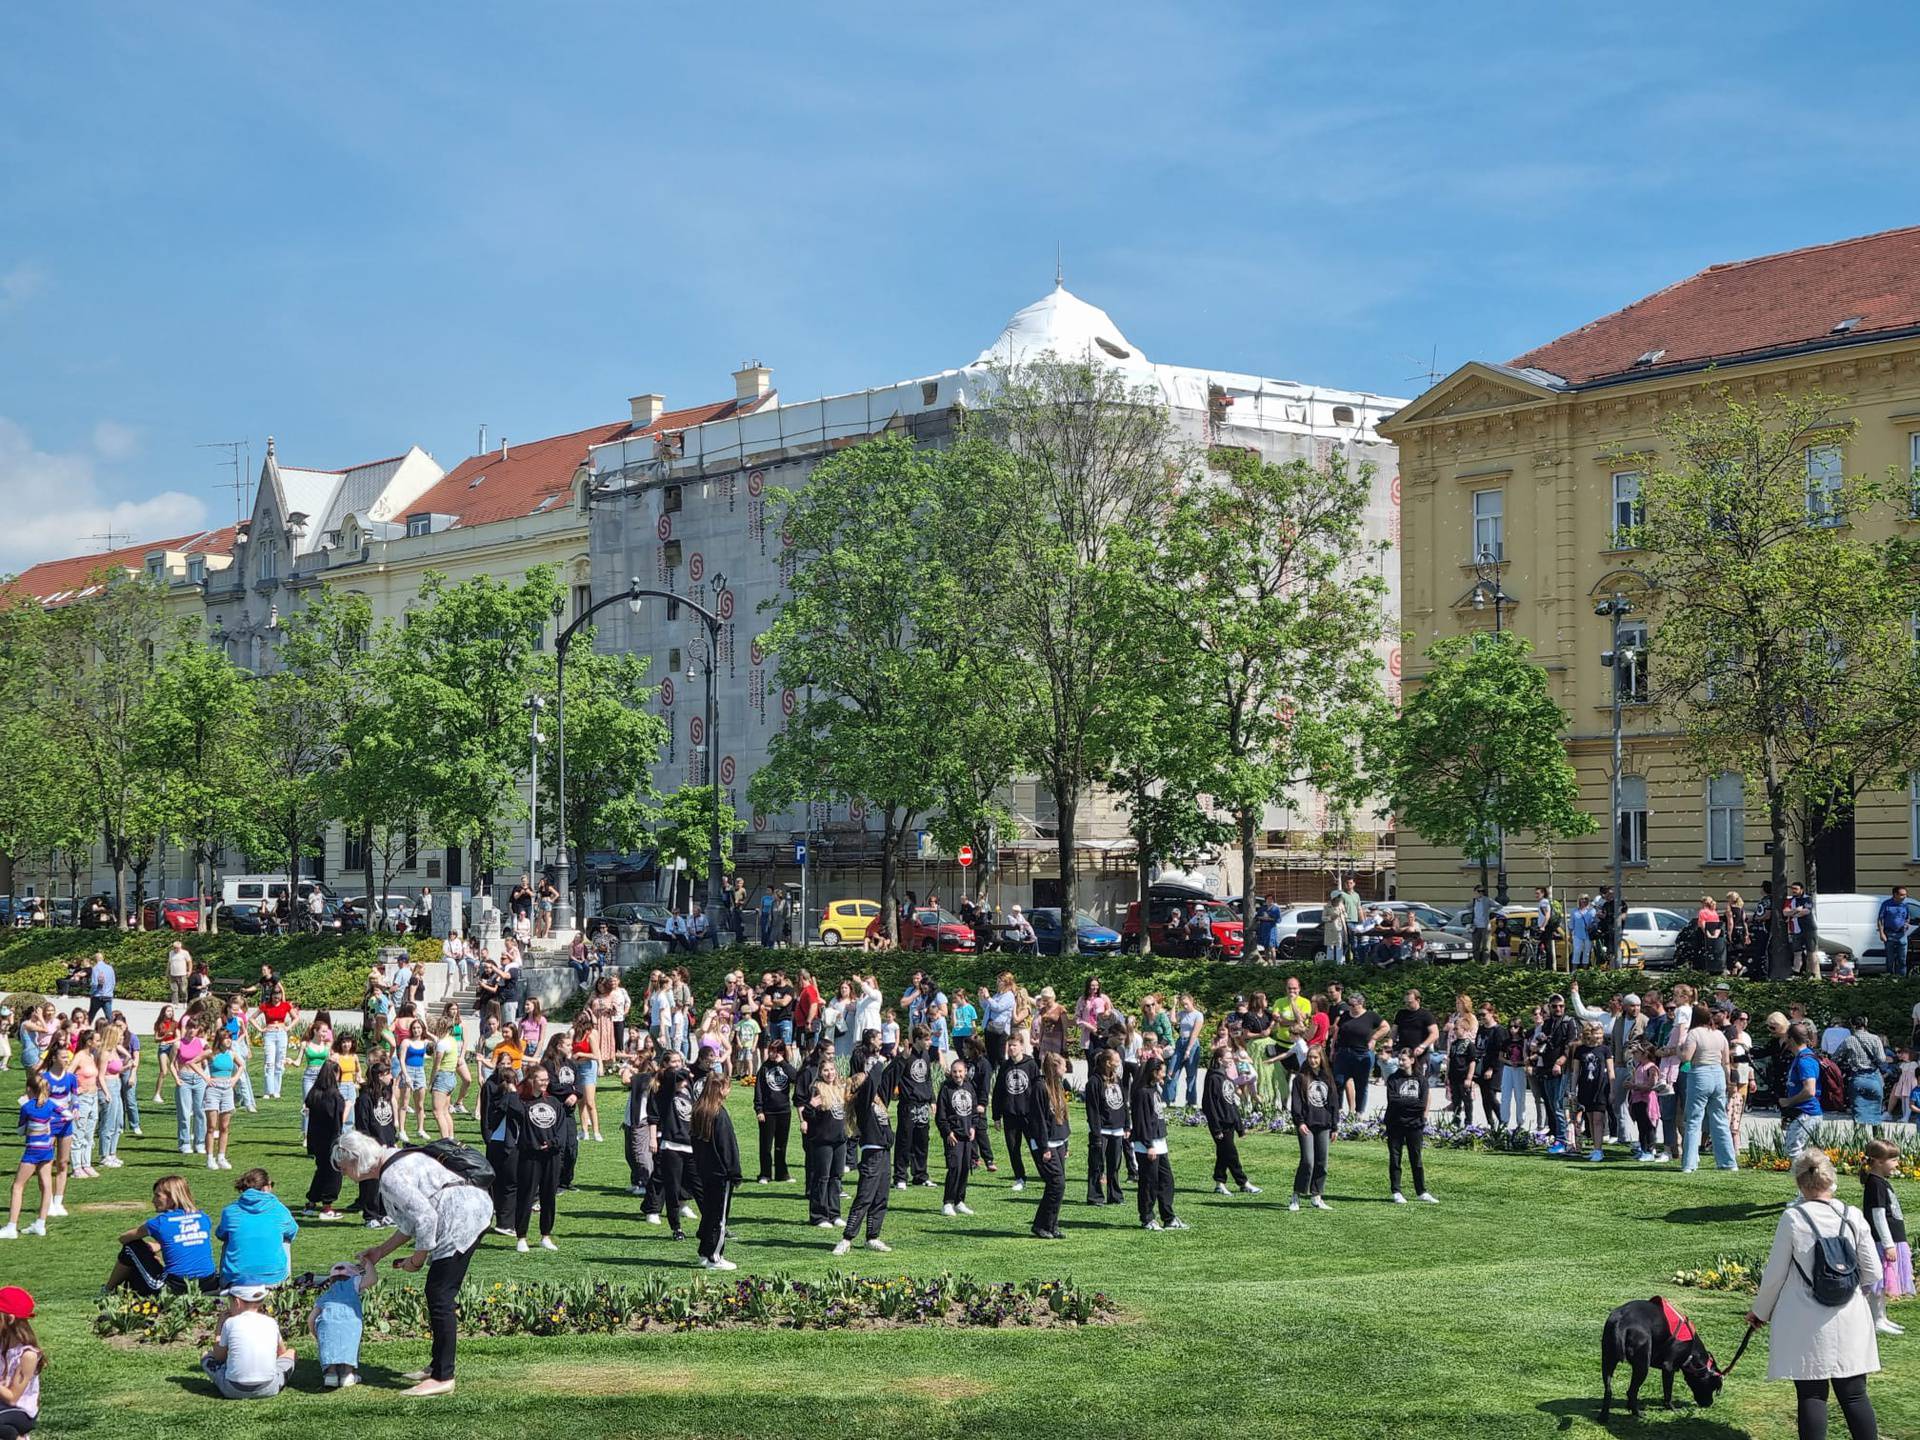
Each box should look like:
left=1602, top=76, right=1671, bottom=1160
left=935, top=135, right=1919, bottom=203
left=1714, top=1323, right=1758, bottom=1378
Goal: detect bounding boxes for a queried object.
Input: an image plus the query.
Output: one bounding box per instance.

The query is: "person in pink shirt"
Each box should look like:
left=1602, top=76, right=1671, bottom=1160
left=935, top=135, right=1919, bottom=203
left=1076, top=978, right=1113, bottom=1048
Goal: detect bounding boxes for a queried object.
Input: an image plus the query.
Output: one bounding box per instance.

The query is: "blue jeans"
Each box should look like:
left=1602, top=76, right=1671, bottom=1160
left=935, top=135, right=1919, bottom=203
left=772, top=1020, right=793, bottom=1046
left=99, top=1081, right=125, bottom=1158
left=176, top=1070, right=207, bottom=1148
left=262, top=1030, right=287, bottom=1097
left=1546, top=1073, right=1571, bottom=1144
left=120, top=1069, right=141, bottom=1132
left=1500, top=1067, right=1528, bottom=1127
left=1325, top=930, right=1345, bottom=964
left=1657, top=1088, right=1680, bottom=1154
left=1782, top=1110, right=1823, bottom=1157
left=1849, top=1070, right=1886, bottom=1124
left=1886, top=932, right=1909, bottom=978
left=1167, top=1039, right=1202, bottom=1106
left=1681, top=1065, right=1737, bottom=1170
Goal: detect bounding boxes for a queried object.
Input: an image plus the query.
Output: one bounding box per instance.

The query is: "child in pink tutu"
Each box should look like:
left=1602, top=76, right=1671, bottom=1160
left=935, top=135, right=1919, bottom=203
left=1863, top=1137, right=1912, bottom=1335
left=1890, top=1046, right=1915, bottom=1121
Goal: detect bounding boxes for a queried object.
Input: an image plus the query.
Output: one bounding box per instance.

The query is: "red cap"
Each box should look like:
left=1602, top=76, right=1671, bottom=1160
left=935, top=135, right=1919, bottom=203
left=0, top=1287, right=33, bottom=1319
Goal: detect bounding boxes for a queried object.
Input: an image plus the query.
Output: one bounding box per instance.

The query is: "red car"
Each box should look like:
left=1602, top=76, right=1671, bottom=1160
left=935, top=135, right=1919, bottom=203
left=869, top=906, right=977, bottom=953
left=141, top=898, right=203, bottom=932
left=1120, top=895, right=1244, bottom=958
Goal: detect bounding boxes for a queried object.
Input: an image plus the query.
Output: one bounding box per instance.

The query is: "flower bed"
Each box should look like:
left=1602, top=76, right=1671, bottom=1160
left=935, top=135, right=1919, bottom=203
left=1329, top=1112, right=1556, bottom=1152
left=96, top=1271, right=1116, bottom=1344
left=1672, top=1252, right=1767, bottom=1295
left=1740, top=1123, right=1920, bottom=1179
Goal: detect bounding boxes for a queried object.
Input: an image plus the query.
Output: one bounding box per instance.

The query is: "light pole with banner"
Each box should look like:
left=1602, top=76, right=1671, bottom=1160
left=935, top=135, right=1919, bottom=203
left=1596, top=594, right=1636, bottom=960
left=551, top=574, right=727, bottom=941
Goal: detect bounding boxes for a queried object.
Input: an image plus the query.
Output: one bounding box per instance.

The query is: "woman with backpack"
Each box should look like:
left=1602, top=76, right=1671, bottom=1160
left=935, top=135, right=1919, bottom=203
left=339, top=1131, right=493, bottom=1399
left=1747, top=1147, right=1883, bottom=1440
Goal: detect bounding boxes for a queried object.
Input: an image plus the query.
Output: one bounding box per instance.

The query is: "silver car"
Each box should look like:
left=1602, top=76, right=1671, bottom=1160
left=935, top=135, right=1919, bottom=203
left=1620, top=905, right=1691, bottom=968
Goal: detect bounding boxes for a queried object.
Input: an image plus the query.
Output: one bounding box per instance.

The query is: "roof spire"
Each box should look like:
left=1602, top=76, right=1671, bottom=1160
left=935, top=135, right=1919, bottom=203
left=1055, top=241, right=1063, bottom=289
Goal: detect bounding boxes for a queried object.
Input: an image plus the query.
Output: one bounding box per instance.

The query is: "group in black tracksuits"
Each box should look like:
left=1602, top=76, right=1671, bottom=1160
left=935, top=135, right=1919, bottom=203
left=753, top=1043, right=795, bottom=1184
left=1202, top=1051, right=1261, bottom=1195
left=990, top=1040, right=1039, bottom=1189
left=1026, top=1053, right=1072, bottom=1240
left=1083, top=1049, right=1129, bottom=1205
left=1130, top=1055, right=1183, bottom=1229
left=799, top=1061, right=846, bottom=1227
left=835, top=1059, right=896, bottom=1252
left=934, top=1059, right=978, bottom=1214
left=479, top=1059, right=522, bottom=1232
left=1287, top=1049, right=1340, bottom=1209
left=511, top=1063, right=568, bottom=1248
left=891, top=1030, right=937, bottom=1189
left=960, top=1037, right=995, bottom=1170
left=1383, top=1051, right=1438, bottom=1204
left=650, top=1061, right=700, bottom=1240
left=691, top=1074, right=744, bottom=1267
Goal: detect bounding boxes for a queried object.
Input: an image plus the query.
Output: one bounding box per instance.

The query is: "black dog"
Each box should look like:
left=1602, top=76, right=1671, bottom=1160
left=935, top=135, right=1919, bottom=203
left=1601, top=1297, right=1723, bottom=1419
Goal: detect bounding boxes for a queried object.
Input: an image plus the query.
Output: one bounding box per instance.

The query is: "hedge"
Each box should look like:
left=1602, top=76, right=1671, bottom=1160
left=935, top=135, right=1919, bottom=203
left=664, top=946, right=1920, bottom=1043
left=0, top=930, right=441, bottom=1012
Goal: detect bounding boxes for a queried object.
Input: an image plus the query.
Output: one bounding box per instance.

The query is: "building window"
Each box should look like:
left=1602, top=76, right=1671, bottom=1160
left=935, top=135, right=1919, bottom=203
left=664, top=485, right=683, bottom=514
left=663, top=540, right=682, bottom=569
left=1610, top=470, right=1643, bottom=547
left=1706, top=772, right=1744, bottom=863
left=407, top=514, right=431, bottom=538
left=257, top=543, right=277, bottom=581
left=1911, top=775, right=1920, bottom=862
left=1617, top=620, right=1650, bottom=703
left=668, top=647, right=682, bottom=674
left=403, top=821, right=419, bottom=871
left=1806, top=442, right=1844, bottom=523
left=1471, top=490, right=1503, bottom=561
left=344, top=830, right=367, bottom=872
left=1618, top=774, right=1648, bottom=865
left=187, top=556, right=206, bottom=585
left=1909, top=433, right=1920, bottom=518
left=573, top=583, right=592, bottom=621
left=666, top=598, right=680, bottom=622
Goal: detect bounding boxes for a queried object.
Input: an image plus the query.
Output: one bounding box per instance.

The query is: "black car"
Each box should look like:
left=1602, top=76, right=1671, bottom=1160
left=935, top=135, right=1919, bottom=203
left=215, top=902, right=273, bottom=935
left=586, top=902, right=672, bottom=941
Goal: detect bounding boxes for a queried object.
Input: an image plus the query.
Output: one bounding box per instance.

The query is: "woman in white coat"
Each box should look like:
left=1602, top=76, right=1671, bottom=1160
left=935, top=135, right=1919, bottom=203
left=1747, top=1148, right=1883, bottom=1440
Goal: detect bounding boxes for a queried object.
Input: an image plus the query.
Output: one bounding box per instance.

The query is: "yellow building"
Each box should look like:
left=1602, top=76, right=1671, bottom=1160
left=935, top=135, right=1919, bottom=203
left=1380, top=224, right=1920, bottom=906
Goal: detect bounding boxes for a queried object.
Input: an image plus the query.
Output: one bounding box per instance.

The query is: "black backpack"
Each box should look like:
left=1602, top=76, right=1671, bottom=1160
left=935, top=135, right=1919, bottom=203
left=404, top=1138, right=495, bottom=1190
left=1791, top=1200, right=1862, bottom=1307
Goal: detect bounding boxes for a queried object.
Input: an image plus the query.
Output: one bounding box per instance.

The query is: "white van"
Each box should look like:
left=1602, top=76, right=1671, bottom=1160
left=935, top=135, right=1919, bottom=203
left=220, top=874, right=335, bottom=908
left=1810, top=892, right=1889, bottom=973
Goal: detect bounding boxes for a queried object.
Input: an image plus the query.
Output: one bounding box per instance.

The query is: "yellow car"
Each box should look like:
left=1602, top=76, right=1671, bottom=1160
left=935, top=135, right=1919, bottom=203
left=819, top=899, right=882, bottom=947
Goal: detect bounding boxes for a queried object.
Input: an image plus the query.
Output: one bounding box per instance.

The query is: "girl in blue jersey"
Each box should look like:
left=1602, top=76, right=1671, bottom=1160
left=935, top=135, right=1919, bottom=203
left=40, top=1049, right=74, bottom=1220
left=400, top=1020, right=432, bottom=1141
left=1, top=1073, right=57, bottom=1238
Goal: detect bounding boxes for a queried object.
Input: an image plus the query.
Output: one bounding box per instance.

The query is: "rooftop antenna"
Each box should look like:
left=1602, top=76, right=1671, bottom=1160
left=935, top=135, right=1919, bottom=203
left=88, top=528, right=130, bottom=554
left=1055, top=241, right=1063, bottom=288
left=1402, top=346, right=1445, bottom=393
left=198, top=439, right=252, bottom=523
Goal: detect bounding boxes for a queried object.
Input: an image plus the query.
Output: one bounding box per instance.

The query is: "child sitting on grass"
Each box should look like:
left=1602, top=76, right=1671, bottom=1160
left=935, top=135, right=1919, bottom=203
left=309, top=1259, right=376, bottom=1389
left=200, top=1283, right=293, bottom=1399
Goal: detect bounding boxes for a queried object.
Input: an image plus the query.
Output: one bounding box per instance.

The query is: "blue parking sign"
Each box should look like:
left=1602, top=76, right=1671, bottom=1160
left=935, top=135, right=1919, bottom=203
left=794, top=841, right=807, bottom=865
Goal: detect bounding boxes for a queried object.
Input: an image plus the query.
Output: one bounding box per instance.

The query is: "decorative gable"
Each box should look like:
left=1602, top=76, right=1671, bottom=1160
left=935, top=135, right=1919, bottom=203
left=1377, top=362, right=1563, bottom=436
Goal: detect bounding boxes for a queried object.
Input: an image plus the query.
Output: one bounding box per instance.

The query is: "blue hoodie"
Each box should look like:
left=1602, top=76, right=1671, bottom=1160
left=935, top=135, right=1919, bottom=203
left=215, top=1188, right=298, bottom=1286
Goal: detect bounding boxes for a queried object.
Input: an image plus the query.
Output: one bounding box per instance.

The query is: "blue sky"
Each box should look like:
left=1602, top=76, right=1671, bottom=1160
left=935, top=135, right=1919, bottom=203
left=4, top=2, right=1919, bottom=567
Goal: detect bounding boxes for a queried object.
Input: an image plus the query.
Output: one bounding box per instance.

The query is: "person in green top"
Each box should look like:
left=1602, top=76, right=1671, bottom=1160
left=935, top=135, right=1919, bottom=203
left=1341, top=877, right=1363, bottom=929
left=1140, top=995, right=1176, bottom=1051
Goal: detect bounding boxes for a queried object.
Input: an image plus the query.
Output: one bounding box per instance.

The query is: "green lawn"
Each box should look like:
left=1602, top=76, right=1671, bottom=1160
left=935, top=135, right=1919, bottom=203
left=8, top=1071, right=1915, bottom=1440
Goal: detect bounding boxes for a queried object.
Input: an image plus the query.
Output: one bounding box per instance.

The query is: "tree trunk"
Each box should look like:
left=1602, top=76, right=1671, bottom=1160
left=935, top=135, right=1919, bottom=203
left=362, top=825, right=377, bottom=934
left=109, top=823, right=126, bottom=928
left=1766, top=777, right=1790, bottom=980
left=878, top=808, right=900, bottom=940
left=1238, top=807, right=1257, bottom=934
left=1054, top=779, right=1078, bottom=939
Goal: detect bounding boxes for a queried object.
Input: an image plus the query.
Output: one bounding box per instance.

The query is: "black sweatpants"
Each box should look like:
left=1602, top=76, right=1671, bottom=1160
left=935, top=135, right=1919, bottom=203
left=307, top=1152, right=342, bottom=1209
left=805, top=1139, right=843, bottom=1222
left=425, top=1239, right=479, bottom=1381
left=757, top=1110, right=791, bottom=1181
left=843, top=1145, right=889, bottom=1240
left=1087, top=1132, right=1126, bottom=1203
left=974, top=1114, right=995, bottom=1166
left=696, top=1179, right=732, bottom=1262
left=1386, top=1121, right=1425, bottom=1196
left=514, top=1148, right=559, bottom=1239
left=657, top=1148, right=694, bottom=1234
left=558, top=1122, right=579, bottom=1190
left=1003, top=1119, right=1027, bottom=1181
left=624, top=1123, right=653, bottom=1192
left=1135, top=1151, right=1175, bottom=1225
left=1030, top=1140, right=1066, bottom=1236
left=942, top=1137, right=973, bottom=1206
left=1447, top=1069, right=1473, bottom=1123
left=0, top=1404, right=34, bottom=1440
left=486, top=1139, right=515, bottom=1229
left=1294, top=1125, right=1329, bottom=1197
left=1794, top=1374, right=1877, bottom=1440
left=1475, top=1071, right=1499, bottom=1129
left=893, top=1102, right=931, bottom=1185
left=1211, top=1129, right=1248, bottom=1186
left=355, top=1174, right=386, bottom=1223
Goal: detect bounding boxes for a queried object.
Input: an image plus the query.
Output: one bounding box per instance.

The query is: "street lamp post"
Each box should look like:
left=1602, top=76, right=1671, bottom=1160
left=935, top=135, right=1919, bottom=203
left=1471, top=547, right=1513, bottom=902
left=528, top=694, right=546, bottom=878
left=551, top=575, right=727, bottom=941
left=1596, top=595, right=1636, bottom=959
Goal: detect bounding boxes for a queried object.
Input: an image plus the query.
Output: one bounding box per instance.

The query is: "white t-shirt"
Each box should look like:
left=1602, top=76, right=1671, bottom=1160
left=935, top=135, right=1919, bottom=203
left=219, top=1310, right=282, bottom=1386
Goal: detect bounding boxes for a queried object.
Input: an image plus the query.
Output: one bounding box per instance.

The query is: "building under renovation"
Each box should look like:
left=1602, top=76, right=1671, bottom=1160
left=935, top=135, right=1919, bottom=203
left=586, top=285, right=1407, bottom=915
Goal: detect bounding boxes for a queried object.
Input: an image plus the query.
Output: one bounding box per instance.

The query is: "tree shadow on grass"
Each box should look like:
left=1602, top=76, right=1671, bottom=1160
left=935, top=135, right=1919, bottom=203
left=1537, top=1397, right=1750, bottom=1435
left=1660, top=1201, right=1781, bottom=1225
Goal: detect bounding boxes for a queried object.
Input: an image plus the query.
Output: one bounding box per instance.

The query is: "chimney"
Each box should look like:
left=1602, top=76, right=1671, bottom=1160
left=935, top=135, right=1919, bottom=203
left=630, top=393, right=666, bottom=427
left=732, top=360, right=772, bottom=403
left=500, top=437, right=510, bottom=460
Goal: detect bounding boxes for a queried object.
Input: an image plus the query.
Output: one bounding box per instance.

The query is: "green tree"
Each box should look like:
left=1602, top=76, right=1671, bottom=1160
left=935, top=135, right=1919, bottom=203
left=0, top=605, right=81, bottom=888
left=652, top=784, right=743, bottom=913
left=1382, top=633, right=1594, bottom=897
left=536, top=647, right=666, bottom=918
left=1147, top=446, right=1389, bottom=927
left=975, top=356, right=1185, bottom=927
left=1621, top=386, right=1920, bottom=976
left=134, top=640, right=262, bottom=930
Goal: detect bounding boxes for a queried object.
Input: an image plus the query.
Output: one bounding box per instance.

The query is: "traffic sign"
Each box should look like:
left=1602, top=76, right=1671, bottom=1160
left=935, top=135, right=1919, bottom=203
left=957, top=844, right=974, bottom=868
left=794, top=841, right=808, bottom=865
left=916, top=829, right=931, bottom=859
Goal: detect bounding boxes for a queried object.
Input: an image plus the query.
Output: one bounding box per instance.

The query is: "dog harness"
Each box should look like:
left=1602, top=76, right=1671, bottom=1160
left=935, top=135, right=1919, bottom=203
left=1657, top=1296, right=1696, bottom=1344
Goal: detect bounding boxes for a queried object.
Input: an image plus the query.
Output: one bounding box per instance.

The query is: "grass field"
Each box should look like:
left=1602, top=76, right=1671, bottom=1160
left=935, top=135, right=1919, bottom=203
left=5, top=1069, right=1915, bottom=1440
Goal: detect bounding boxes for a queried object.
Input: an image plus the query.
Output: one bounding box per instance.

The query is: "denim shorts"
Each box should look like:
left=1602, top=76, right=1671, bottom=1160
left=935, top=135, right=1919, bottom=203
left=403, top=1067, right=427, bottom=1091
left=205, top=1086, right=235, bottom=1114
left=432, top=1071, right=457, bottom=1094
left=575, top=1059, right=599, bottom=1091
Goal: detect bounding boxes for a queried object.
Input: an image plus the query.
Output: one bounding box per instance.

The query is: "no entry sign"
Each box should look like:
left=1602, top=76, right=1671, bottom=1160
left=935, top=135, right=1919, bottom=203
left=957, top=844, right=974, bottom=868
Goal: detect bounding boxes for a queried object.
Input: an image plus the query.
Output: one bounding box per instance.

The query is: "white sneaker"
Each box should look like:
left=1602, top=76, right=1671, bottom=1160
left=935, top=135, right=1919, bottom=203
left=645, top=1213, right=663, bottom=1225
left=515, top=1239, right=529, bottom=1253
left=941, top=1203, right=956, bottom=1216
left=45, top=1202, right=65, bottom=1218
left=1240, top=1183, right=1262, bottom=1195
left=814, top=1219, right=837, bottom=1228
left=681, top=1204, right=696, bottom=1219
left=131, top=1128, right=143, bottom=1137
left=706, top=1257, right=738, bottom=1271
left=1310, top=1196, right=1331, bottom=1211
left=894, top=1181, right=909, bottom=1191
left=955, top=1202, right=973, bottom=1216
left=757, top=1178, right=770, bottom=1186
left=866, top=1238, right=891, bottom=1252
left=1143, top=1218, right=1163, bottom=1231
left=1288, top=1196, right=1301, bottom=1212
left=339, top=1371, right=359, bottom=1388
left=1392, top=1192, right=1407, bottom=1204
left=0, top=1224, right=15, bottom=1240
left=24, top=1219, right=45, bottom=1235
left=541, top=1236, right=558, bottom=1251
left=492, top=1226, right=514, bottom=1237
left=832, top=1239, right=851, bottom=1256
left=1214, top=1183, right=1232, bottom=1196
left=102, top=1156, right=123, bottom=1168
left=1418, top=1192, right=1439, bottom=1204
left=179, top=1145, right=193, bottom=1155
left=207, top=1158, right=220, bottom=1170
left=1010, top=1180, right=1024, bottom=1192
left=1875, top=1318, right=1903, bottom=1335
left=194, top=1144, right=205, bottom=1154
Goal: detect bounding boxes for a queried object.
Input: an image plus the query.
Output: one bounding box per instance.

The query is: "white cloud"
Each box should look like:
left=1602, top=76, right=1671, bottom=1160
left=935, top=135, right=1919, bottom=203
left=91, top=419, right=141, bottom=461
left=0, top=263, right=46, bottom=312
left=0, top=417, right=207, bottom=573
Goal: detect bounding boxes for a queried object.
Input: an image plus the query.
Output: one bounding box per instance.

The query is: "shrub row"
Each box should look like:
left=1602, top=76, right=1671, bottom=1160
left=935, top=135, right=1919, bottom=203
left=96, top=1271, right=1115, bottom=1343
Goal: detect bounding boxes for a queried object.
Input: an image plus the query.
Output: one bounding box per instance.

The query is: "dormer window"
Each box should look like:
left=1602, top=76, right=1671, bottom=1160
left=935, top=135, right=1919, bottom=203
left=407, top=514, right=431, bottom=538
left=257, top=543, right=277, bottom=581
left=187, top=557, right=206, bottom=585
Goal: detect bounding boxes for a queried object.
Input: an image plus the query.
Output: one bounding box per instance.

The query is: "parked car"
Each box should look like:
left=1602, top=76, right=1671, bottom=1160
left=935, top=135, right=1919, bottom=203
left=819, top=898, right=882, bottom=947
left=342, top=894, right=415, bottom=929
left=1273, top=904, right=1330, bottom=960
left=49, top=898, right=77, bottom=928
left=78, top=894, right=119, bottom=929
left=586, top=901, right=673, bottom=940
left=1022, top=907, right=1121, bottom=956
left=1379, top=902, right=1471, bottom=962
left=140, top=898, right=203, bottom=932
left=1619, top=905, right=1692, bottom=968
left=215, top=902, right=273, bottom=935
left=873, top=906, right=976, bottom=953
left=1120, top=890, right=1244, bottom=958
left=1801, top=892, right=1889, bottom=973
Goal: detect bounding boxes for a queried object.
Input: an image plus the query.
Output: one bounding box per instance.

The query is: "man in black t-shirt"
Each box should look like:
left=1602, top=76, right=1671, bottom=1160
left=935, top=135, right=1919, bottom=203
left=1537, top=993, right=1579, bottom=1152
left=1392, top=989, right=1439, bottom=1057
left=765, top=971, right=796, bottom=1046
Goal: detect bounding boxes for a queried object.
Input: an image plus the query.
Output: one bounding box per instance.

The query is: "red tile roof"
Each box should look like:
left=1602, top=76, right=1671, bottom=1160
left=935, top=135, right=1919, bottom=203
left=5, top=525, right=240, bottom=607
left=404, top=399, right=743, bottom=530
left=1509, top=224, right=1920, bottom=386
